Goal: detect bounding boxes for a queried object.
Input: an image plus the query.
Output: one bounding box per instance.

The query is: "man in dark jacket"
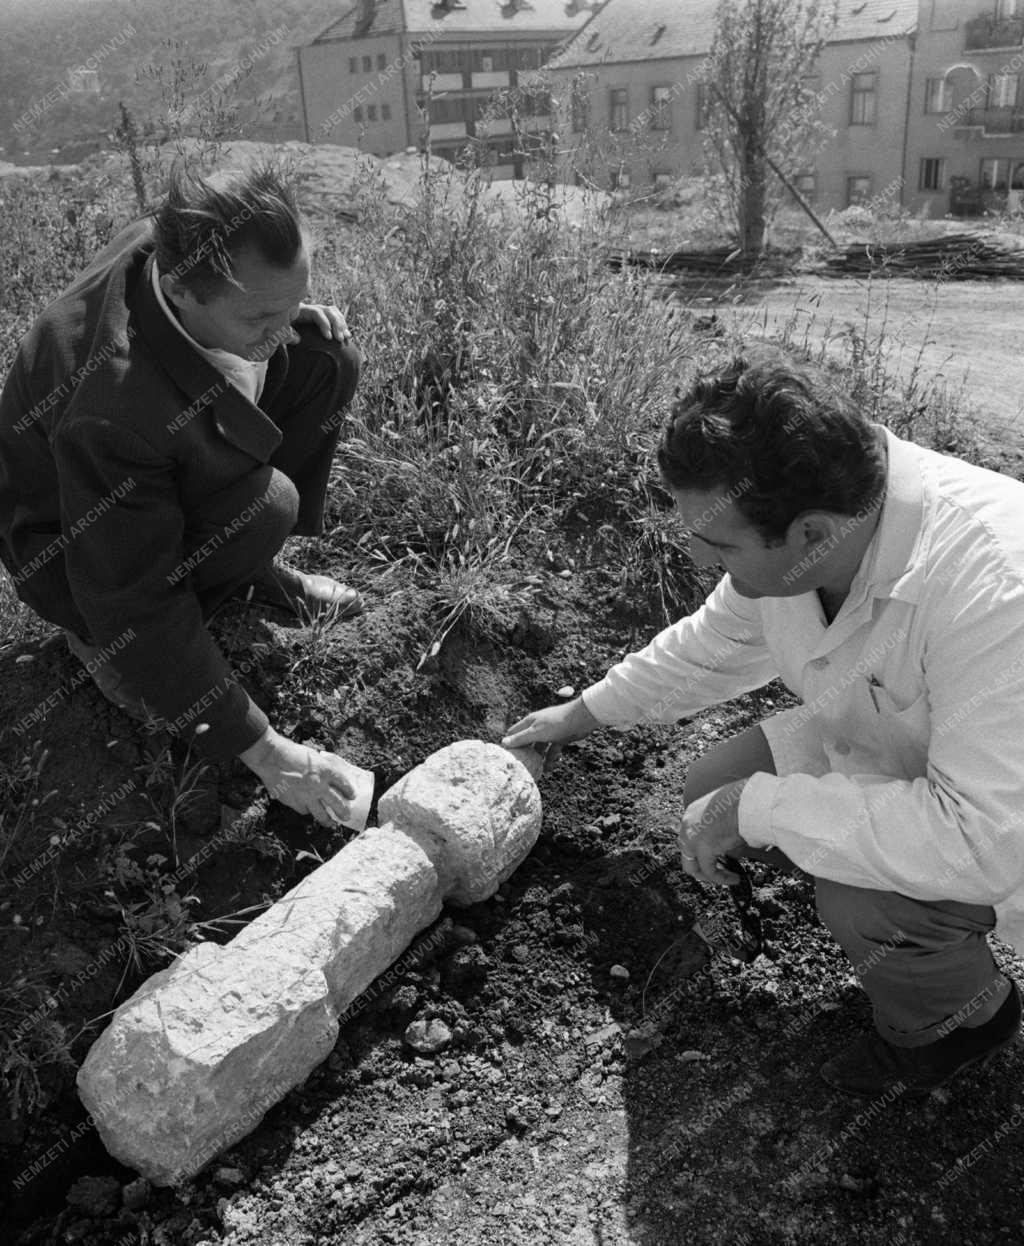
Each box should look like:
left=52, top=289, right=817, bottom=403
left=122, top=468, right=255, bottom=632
left=0, top=160, right=367, bottom=828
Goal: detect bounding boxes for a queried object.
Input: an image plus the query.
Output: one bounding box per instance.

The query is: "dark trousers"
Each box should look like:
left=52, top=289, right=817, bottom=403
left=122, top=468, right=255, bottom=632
left=182, top=329, right=360, bottom=620
left=684, top=722, right=1009, bottom=1047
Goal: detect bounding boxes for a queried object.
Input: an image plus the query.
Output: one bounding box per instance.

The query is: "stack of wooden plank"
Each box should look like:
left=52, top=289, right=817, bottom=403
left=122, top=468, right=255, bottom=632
left=606, top=245, right=797, bottom=276
left=824, top=231, right=1024, bottom=279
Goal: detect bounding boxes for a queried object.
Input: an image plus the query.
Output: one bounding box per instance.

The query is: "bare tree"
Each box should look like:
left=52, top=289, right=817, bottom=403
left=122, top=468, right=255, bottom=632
left=700, top=0, right=838, bottom=257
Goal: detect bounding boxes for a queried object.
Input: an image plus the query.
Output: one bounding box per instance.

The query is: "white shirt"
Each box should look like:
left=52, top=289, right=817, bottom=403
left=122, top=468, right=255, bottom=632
left=582, top=426, right=1024, bottom=954
left=151, top=258, right=268, bottom=405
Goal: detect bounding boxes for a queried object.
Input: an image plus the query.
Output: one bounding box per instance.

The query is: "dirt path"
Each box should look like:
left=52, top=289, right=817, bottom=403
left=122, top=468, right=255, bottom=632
left=729, top=274, right=1024, bottom=456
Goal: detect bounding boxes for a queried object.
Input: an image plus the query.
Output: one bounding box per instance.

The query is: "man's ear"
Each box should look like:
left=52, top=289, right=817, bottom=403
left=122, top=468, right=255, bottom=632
left=788, top=511, right=842, bottom=553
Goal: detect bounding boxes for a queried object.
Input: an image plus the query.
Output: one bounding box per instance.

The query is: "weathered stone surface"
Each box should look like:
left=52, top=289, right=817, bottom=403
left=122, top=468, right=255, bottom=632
left=231, top=823, right=443, bottom=1015
left=77, top=738, right=542, bottom=1185
left=380, top=741, right=542, bottom=904
left=77, top=940, right=338, bottom=1186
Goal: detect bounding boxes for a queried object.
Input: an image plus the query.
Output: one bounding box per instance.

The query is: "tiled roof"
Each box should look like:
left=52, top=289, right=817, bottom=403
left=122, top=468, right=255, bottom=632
left=547, top=0, right=918, bottom=70
left=405, top=0, right=595, bottom=33
left=313, top=2, right=403, bottom=42
left=313, top=0, right=595, bottom=43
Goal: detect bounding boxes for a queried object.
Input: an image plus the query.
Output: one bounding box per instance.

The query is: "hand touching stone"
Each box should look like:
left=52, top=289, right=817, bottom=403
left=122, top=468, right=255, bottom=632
left=501, top=697, right=601, bottom=772
left=239, top=726, right=358, bottom=827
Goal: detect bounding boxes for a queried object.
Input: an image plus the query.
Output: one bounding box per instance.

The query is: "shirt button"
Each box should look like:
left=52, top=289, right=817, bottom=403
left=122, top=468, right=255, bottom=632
left=834, top=739, right=850, bottom=755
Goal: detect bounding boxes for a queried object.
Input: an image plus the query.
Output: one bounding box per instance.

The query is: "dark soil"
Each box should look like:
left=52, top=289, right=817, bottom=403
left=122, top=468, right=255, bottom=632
left=3, top=531, right=1024, bottom=1246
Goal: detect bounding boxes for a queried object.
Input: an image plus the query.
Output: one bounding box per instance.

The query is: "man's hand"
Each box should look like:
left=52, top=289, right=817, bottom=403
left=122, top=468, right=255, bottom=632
left=501, top=697, right=601, bottom=773
left=295, top=302, right=352, bottom=344
left=239, top=726, right=360, bottom=828
left=677, top=779, right=749, bottom=886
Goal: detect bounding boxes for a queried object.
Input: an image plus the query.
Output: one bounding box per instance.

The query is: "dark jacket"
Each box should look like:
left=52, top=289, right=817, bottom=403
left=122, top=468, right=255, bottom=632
left=0, top=217, right=305, bottom=760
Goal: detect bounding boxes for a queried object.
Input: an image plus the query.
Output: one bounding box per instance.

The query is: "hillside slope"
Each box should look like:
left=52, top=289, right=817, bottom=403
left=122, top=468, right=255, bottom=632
left=0, top=0, right=346, bottom=157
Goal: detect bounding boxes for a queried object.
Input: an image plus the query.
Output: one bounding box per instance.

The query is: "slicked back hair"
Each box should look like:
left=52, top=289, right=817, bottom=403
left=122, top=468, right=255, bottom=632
left=657, top=352, right=888, bottom=546
left=150, top=159, right=307, bottom=303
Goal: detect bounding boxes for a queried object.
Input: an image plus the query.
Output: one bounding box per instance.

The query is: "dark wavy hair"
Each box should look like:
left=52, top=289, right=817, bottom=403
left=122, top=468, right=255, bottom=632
left=149, top=159, right=306, bottom=302
left=657, top=351, right=887, bottom=545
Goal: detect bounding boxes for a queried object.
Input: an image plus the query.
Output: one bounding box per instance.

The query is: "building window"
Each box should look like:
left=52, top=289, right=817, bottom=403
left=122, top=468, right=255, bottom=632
left=353, top=106, right=363, bottom=123
left=367, top=104, right=377, bottom=121
left=377, top=53, right=387, bottom=70
left=650, top=85, right=672, bottom=130
left=996, top=0, right=1020, bottom=17
left=793, top=172, right=816, bottom=202
left=850, top=72, right=877, bottom=124
left=695, top=82, right=711, bottom=130
left=847, top=175, right=872, bottom=205
left=653, top=171, right=674, bottom=187
left=362, top=55, right=372, bottom=72
left=989, top=73, right=1020, bottom=107
left=520, top=89, right=552, bottom=117
left=919, top=157, right=946, bottom=190
left=609, top=87, right=629, bottom=132
left=436, top=48, right=467, bottom=74
left=430, top=96, right=471, bottom=123
left=609, top=167, right=631, bottom=190
left=349, top=57, right=358, bottom=74
left=470, top=48, right=513, bottom=72
left=381, top=103, right=392, bottom=121
left=924, top=76, right=952, bottom=113
left=980, top=157, right=1013, bottom=188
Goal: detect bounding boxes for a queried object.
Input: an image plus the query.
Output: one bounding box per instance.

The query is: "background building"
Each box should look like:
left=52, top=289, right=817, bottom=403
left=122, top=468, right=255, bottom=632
left=299, top=0, right=1024, bottom=217
left=908, top=0, right=1024, bottom=216
left=297, top=0, right=597, bottom=177
left=544, top=0, right=918, bottom=212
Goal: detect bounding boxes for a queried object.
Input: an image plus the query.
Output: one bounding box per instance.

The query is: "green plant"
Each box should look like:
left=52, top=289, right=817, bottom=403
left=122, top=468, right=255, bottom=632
left=135, top=743, right=213, bottom=867
left=317, top=152, right=705, bottom=630
left=0, top=742, right=54, bottom=876
left=0, top=968, right=75, bottom=1121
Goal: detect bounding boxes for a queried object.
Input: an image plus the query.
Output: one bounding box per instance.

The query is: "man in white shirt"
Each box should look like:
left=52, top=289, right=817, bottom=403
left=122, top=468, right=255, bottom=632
left=503, top=350, right=1024, bottom=1097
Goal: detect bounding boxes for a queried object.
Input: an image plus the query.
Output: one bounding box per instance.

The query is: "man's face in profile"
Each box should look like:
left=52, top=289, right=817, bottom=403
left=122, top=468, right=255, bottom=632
left=671, top=485, right=829, bottom=600
left=163, top=235, right=311, bottom=360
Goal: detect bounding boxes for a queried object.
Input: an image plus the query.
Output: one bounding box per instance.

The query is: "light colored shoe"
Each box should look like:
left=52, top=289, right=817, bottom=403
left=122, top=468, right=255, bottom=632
left=242, top=561, right=363, bottom=620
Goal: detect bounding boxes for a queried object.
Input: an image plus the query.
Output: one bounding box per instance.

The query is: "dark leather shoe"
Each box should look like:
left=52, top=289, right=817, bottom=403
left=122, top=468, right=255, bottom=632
left=64, top=630, right=165, bottom=729
left=243, top=561, right=363, bottom=620
left=820, top=978, right=1021, bottom=1098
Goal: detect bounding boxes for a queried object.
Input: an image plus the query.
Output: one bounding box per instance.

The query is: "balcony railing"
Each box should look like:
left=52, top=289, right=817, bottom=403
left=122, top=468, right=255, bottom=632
left=966, top=105, right=1024, bottom=132
left=469, top=70, right=510, bottom=89
left=420, top=72, right=464, bottom=91
left=428, top=121, right=468, bottom=140
left=965, top=14, right=1024, bottom=49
